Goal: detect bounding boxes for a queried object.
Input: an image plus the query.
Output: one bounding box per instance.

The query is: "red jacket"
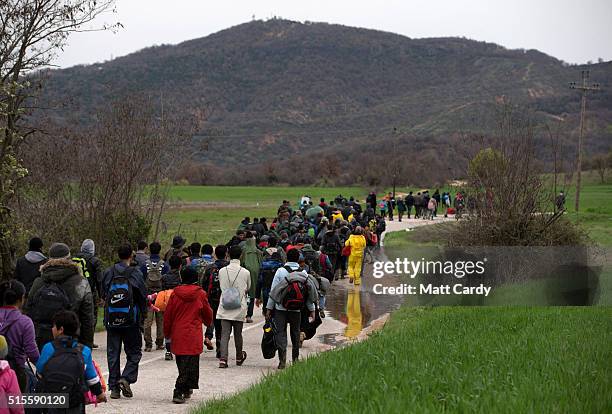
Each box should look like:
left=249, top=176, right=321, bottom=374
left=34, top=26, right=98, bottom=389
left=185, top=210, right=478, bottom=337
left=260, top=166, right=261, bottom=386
left=163, top=284, right=213, bottom=355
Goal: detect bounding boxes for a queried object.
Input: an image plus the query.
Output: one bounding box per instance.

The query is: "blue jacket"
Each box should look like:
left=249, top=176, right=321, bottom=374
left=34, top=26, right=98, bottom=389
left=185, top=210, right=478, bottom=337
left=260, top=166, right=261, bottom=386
left=36, top=336, right=102, bottom=396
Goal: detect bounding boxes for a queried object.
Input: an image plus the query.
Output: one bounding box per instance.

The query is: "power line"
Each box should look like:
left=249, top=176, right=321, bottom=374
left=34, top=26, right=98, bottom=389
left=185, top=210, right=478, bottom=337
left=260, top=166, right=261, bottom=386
left=569, top=70, right=600, bottom=212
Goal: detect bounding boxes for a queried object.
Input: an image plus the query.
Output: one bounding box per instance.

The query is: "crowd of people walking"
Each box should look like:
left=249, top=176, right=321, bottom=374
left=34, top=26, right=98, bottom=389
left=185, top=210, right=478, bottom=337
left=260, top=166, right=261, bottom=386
left=0, top=189, right=458, bottom=410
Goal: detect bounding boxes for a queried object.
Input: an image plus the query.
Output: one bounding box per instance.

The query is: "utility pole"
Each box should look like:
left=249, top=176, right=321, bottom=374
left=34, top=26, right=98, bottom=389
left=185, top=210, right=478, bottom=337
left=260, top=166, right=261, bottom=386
left=569, top=70, right=600, bottom=212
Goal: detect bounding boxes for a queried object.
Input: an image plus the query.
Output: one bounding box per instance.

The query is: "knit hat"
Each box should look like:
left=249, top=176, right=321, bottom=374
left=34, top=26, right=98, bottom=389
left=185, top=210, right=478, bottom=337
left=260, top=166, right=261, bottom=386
left=49, top=242, right=71, bottom=259
left=81, top=239, right=95, bottom=255
left=180, top=266, right=198, bottom=284
left=0, top=335, right=8, bottom=360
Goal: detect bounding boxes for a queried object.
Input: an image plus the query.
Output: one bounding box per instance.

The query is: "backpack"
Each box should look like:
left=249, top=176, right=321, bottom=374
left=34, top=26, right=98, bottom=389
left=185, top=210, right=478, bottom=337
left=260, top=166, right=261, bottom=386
left=322, top=236, right=338, bottom=256
left=104, top=267, right=137, bottom=329
left=72, top=257, right=91, bottom=279
left=144, top=259, right=164, bottom=293
left=201, top=263, right=223, bottom=305
left=29, top=281, right=72, bottom=329
left=0, top=317, right=19, bottom=370
left=281, top=266, right=309, bottom=311
left=38, top=339, right=86, bottom=408
left=261, top=259, right=282, bottom=290
left=221, top=268, right=243, bottom=310
left=302, top=249, right=321, bottom=276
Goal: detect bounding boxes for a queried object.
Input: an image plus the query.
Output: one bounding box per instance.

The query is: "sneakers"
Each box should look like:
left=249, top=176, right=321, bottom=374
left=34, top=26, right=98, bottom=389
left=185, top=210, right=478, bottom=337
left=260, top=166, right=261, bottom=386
left=144, top=346, right=152, bottom=352
left=118, top=378, right=133, bottom=398
left=245, top=317, right=253, bottom=323
left=165, top=352, right=173, bottom=361
left=110, top=388, right=121, bottom=399
left=319, top=309, right=326, bottom=319
left=172, top=390, right=185, bottom=404
left=184, top=390, right=193, bottom=399
left=92, top=344, right=99, bottom=349
left=219, top=360, right=228, bottom=369
left=156, top=344, right=165, bottom=351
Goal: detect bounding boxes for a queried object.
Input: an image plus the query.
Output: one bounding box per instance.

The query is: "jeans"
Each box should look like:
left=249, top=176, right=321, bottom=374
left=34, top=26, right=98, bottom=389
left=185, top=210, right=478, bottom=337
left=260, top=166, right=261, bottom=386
left=273, top=310, right=301, bottom=362
left=319, top=294, right=326, bottom=310
left=106, top=327, right=142, bottom=390
left=144, top=309, right=164, bottom=348
left=219, top=320, right=244, bottom=361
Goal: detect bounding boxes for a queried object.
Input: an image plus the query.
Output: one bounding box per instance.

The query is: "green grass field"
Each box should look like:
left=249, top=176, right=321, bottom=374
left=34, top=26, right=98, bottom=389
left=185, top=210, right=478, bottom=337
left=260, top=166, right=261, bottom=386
left=170, top=175, right=610, bottom=413
left=197, top=307, right=612, bottom=414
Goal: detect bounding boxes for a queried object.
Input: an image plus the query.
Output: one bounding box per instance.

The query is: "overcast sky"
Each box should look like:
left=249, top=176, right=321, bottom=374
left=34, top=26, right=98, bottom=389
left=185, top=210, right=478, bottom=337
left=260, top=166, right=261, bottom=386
left=55, top=0, right=612, bottom=68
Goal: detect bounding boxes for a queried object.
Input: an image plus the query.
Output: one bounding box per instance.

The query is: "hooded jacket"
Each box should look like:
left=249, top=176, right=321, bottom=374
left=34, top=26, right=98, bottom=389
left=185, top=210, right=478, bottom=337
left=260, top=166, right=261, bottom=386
left=14, top=251, right=47, bottom=294
left=239, top=238, right=262, bottom=297
left=75, top=241, right=103, bottom=297
left=345, top=234, right=367, bottom=258
left=0, top=307, right=39, bottom=367
left=163, top=284, right=212, bottom=355
left=0, top=360, right=22, bottom=414
left=26, top=258, right=94, bottom=348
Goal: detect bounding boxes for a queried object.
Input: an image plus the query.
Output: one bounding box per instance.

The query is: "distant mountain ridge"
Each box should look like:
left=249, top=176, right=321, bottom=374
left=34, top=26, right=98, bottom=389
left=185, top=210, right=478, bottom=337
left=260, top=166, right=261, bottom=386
left=39, top=18, right=611, bottom=184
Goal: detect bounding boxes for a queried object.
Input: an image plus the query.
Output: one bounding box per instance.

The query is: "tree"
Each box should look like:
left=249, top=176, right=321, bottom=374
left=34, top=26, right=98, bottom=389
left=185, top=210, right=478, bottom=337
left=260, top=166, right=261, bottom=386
left=0, top=0, right=119, bottom=279
left=591, top=153, right=609, bottom=184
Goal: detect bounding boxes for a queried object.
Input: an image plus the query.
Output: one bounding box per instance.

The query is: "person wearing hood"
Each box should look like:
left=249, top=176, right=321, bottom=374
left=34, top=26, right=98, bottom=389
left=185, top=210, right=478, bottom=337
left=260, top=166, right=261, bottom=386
left=345, top=227, right=367, bottom=285
left=75, top=239, right=103, bottom=348
left=0, top=334, right=22, bottom=414
left=101, top=244, right=147, bottom=400
left=26, top=243, right=94, bottom=350
left=239, top=234, right=262, bottom=324
left=14, top=237, right=47, bottom=295
left=163, top=267, right=212, bottom=404
left=0, top=280, right=39, bottom=392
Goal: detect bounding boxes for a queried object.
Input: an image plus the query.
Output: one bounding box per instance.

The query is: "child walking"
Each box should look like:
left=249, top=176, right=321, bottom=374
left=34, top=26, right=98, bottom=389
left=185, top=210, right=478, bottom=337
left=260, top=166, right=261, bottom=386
left=36, top=310, right=106, bottom=413
left=163, top=267, right=213, bottom=404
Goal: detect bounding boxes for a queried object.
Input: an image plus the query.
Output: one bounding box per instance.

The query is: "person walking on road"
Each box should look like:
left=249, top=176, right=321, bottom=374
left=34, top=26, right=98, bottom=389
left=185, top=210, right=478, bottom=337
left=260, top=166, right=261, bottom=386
left=101, top=244, right=147, bottom=400
left=163, top=267, right=213, bottom=404
left=345, top=227, right=367, bottom=285
left=266, top=248, right=316, bottom=370
left=216, top=246, right=250, bottom=369
left=14, top=237, right=47, bottom=295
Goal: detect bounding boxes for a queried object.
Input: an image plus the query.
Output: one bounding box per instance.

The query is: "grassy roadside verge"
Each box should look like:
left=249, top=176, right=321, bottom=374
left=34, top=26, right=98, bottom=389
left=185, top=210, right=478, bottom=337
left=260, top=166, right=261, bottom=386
left=197, top=306, right=611, bottom=413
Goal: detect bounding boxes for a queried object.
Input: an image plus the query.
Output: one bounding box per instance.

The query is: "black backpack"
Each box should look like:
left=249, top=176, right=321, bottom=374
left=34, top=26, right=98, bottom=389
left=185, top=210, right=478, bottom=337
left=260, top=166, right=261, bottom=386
left=281, top=266, right=309, bottom=311
left=29, top=282, right=72, bottom=328
left=0, top=317, right=19, bottom=370
left=202, top=264, right=223, bottom=305
left=104, top=267, right=137, bottom=329
left=38, top=338, right=86, bottom=408
left=302, top=249, right=321, bottom=276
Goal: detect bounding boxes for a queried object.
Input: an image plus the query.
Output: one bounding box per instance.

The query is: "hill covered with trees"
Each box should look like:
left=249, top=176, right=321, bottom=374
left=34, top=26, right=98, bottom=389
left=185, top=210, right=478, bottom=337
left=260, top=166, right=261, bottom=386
left=38, top=19, right=612, bottom=185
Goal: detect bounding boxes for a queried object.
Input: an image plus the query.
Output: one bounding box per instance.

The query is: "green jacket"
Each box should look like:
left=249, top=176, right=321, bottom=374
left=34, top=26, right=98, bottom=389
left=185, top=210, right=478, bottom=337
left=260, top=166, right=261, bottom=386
left=240, top=238, right=263, bottom=297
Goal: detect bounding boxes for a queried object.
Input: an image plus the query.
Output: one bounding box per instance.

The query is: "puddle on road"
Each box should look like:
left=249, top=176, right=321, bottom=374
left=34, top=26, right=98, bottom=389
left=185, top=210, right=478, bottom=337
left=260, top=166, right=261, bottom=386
left=321, top=250, right=405, bottom=345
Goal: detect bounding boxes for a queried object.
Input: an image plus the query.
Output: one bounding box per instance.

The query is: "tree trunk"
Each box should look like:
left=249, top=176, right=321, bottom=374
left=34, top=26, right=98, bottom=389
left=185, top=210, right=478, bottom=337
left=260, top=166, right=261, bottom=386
left=0, top=210, right=15, bottom=281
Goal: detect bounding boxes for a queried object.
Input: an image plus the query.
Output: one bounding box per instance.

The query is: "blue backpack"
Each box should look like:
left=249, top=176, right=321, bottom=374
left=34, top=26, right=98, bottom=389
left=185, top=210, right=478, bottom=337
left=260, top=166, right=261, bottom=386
left=104, top=267, right=137, bottom=328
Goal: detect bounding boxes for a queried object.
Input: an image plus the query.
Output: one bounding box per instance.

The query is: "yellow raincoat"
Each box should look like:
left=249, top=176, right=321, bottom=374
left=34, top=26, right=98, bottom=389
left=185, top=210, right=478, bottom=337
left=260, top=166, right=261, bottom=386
left=345, top=234, right=366, bottom=285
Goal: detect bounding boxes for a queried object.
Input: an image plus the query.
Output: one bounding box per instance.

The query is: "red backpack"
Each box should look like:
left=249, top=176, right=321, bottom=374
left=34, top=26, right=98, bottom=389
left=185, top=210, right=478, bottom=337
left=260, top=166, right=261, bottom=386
left=281, top=266, right=308, bottom=310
